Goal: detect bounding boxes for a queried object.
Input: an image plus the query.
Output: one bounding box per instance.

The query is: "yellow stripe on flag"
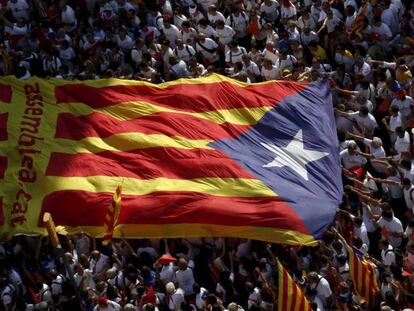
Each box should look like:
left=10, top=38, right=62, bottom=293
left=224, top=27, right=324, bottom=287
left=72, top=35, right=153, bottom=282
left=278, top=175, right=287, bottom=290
left=53, top=133, right=213, bottom=154
left=58, top=101, right=273, bottom=126
left=43, top=175, right=276, bottom=197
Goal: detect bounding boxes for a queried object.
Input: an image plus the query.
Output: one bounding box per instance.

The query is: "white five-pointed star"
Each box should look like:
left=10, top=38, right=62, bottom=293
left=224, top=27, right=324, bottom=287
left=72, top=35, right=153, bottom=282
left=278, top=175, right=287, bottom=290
left=260, top=130, right=329, bottom=181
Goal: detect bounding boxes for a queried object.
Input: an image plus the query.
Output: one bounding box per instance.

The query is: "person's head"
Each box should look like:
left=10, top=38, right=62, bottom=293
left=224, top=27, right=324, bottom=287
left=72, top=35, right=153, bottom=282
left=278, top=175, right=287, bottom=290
left=373, top=16, right=382, bottom=27
left=178, top=258, right=188, bottom=270
left=395, top=89, right=407, bottom=100
left=91, top=250, right=100, bottom=261
left=395, top=126, right=405, bottom=138
left=227, top=303, right=240, bottom=311
left=245, top=281, right=254, bottom=293
left=307, top=272, right=319, bottom=284
left=379, top=238, right=390, bottom=250
left=208, top=5, right=217, bottom=13
left=198, top=33, right=206, bottom=42
left=390, top=105, right=399, bottom=116
left=354, top=217, right=363, bottom=228
left=358, top=106, right=369, bottom=117
left=403, top=177, right=412, bottom=189
left=347, top=142, right=358, bottom=155
left=372, top=137, right=383, bottom=149
left=242, top=54, right=250, bottom=65
left=98, top=296, right=109, bottom=308
left=382, top=208, right=394, bottom=221
left=166, top=282, right=176, bottom=294
left=215, top=20, right=225, bottom=29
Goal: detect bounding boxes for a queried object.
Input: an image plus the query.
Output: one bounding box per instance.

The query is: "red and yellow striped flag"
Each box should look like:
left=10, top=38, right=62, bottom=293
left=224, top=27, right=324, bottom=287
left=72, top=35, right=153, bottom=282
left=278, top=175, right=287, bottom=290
left=0, top=75, right=342, bottom=244
left=347, top=245, right=379, bottom=306
left=102, top=184, right=122, bottom=246
left=277, top=259, right=312, bottom=311
left=350, top=4, right=368, bottom=35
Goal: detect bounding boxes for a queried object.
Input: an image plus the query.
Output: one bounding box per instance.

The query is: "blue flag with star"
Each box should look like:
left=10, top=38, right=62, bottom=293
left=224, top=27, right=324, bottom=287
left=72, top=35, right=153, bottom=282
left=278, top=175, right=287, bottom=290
left=211, top=79, right=343, bottom=239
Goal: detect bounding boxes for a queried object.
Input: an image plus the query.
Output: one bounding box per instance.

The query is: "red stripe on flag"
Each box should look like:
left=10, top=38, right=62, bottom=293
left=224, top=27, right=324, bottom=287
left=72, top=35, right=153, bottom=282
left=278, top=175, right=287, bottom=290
left=0, top=84, right=11, bottom=103
left=0, top=113, right=7, bottom=140
left=55, top=82, right=307, bottom=111
left=299, top=291, right=305, bottom=311
left=353, top=252, right=360, bottom=294
left=291, top=281, right=298, bottom=310
left=0, top=156, right=7, bottom=179
left=281, top=269, right=289, bottom=311
left=361, top=261, right=367, bottom=300
left=55, top=112, right=251, bottom=140
left=39, top=190, right=309, bottom=234
left=45, top=148, right=254, bottom=179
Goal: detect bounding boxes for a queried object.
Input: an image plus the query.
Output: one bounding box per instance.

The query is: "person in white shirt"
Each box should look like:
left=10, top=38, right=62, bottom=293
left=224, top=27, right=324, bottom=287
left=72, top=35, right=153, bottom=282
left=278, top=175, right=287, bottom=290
left=180, top=21, right=197, bottom=45
left=162, top=18, right=181, bottom=48
left=225, top=41, right=247, bottom=66
left=402, top=178, right=414, bottom=213
left=89, top=250, right=109, bottom=275
left=300, top=27, right=319, bottom=47
left=197, top=18, right=217, bottom=39
left=195, top=33, right=219, bottom=65
left=60, top=1, right=77, bottom=33
left=7, top=0, right=29, bottom=21
left=242, top=55, right=260, bottom=82
left=354, top=217, right=370, bottom=249
left=207, top=5, right=225, bottom=25
left=371, top=16, right=393, bottom=41
left=379, top=238, right=396, bottom=267
left=169, top=56, right=190, bottom=79
left=381, top=0, right=399, bottom=36
left=94, top=296, right=121, bottom=311
left=215, top=20, right=236, bottom=47
left=383, top=105, right=403, bottom=144
left=378, top=209, right=404, bottom=248
left=307, top=272, right=333, bottom=308
left=260, top=0, right=280, bottom=23
left=394, top=127, right=410, bottom=158
left=246, top=282, right=262, bottom=309
left=261, top=58, right=280, bottom=81
left=225, top=8, right=249, bottom=41
left=297, top=8, right=317, bottom=31
left=391, top=89, right=413, bottom=121
left=336, top=106, right=377, bottom=137
left=174, top=38, right=196, bottom=63
left=166, top=282, right=185, bottom=311
left=175, top=258, right=195, bottom=297
left=339, top=141, right=367, bottom=169
left=348, top=133, right=386, bottom=173
left=0, top=280, right=14, bottom=311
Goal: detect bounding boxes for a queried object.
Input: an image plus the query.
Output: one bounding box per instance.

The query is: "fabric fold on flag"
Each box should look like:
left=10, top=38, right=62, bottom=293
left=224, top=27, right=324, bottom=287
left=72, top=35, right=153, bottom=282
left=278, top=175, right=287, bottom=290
left=347, top=245, right=379, bottom=306
left=277, top=258, right=312, bottom=311
left=102, top=184, right=122, bottom=246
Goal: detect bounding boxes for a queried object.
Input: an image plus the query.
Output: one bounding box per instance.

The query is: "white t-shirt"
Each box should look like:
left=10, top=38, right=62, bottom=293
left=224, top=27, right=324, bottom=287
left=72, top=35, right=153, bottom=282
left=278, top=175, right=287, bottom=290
left=363, top=138, right=386, bottom=172
left=61, top=5, right=77, bottom=33
left=195, top=38, right=218, bottom=62
left=163, top=25, right=181, bottom=47
left=404, top=185, right=414, bottom=212
left=391, top=96, right=413, bottom=118
left=260, top=1, right=280, bottom=22
left=7, top=0, right=29, bottom=20
left=261, top=66, right=280, bottom=81
left=216, top=25, right=236, bottom=45
left=310, top=275, right=332, bottom=305
left=379, top=217, right=403, bottom=247
left=168, top=288, right=185, bottom=311
left=225, top=47, right=247, bottom=64
left=208, top=12, right=225, bottom=24
left=340, top=149, right=367, bottom=169
left=348, top=111, right=378, bottom=135
left=89, top=254, right=109, bottom=274
left=175, top=268, right=195, bottom=295
left=381, top=245, right=396, bottom=266
left=93, top=300, right=121, bottom=311
left=394, top=131, right=410, bottom=155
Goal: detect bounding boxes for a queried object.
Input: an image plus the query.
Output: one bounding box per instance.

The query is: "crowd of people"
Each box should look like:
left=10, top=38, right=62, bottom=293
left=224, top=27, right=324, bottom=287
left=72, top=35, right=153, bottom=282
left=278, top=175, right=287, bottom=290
left=1, top=0, right=414, bottom=310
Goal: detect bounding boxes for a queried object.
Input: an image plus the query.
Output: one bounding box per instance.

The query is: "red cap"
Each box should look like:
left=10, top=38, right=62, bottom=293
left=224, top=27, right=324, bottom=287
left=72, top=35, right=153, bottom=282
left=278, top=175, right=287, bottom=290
left=98, top=296, right=108, bottom=306
left=157, top=254, right=177, bottom=265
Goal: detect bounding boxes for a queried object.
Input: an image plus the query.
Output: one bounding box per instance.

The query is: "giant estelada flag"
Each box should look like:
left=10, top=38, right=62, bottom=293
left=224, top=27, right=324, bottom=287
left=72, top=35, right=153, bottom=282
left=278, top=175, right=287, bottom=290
left=0, top=74, right=342, bottom=245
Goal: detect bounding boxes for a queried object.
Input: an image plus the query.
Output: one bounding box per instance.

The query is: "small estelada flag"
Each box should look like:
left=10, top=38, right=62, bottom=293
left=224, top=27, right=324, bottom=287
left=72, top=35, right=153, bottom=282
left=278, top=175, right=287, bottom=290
left=102, top=184, right=122, bottom=246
